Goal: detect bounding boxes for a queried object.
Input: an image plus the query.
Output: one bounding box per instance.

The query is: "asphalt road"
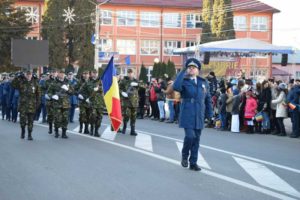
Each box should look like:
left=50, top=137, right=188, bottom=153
left=0, top=114, right=299, bottom=200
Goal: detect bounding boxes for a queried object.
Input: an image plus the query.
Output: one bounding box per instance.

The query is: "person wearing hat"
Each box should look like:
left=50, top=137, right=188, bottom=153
left=173, top=58, right=213, bottom=171
left=11, top=70, right=41, bottom=140
left=119, top=68, right=139, bottom=136
left=47, top=68, right=74, bottom=138
left=67, top=71, right=78, bottom=123
left=76, top=70, right=92, bottom=134
left=43, top=68, right=58, bottom=134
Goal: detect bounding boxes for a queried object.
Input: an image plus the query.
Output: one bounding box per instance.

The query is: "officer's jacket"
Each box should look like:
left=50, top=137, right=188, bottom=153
left=48, top=78, right=73, bottom=109
left=86, top=78, right=104, bottom=109
left=173, top=70, right=213, bottom=130
left=287, top=85, right=300, bottom=111
left=119, top=77, right=139, bottom=108
left=11, top=77, right=40, bottom=113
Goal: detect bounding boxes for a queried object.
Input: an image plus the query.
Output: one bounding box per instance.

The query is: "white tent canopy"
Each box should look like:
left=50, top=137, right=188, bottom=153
left=173, top=38, right=294, bottom=55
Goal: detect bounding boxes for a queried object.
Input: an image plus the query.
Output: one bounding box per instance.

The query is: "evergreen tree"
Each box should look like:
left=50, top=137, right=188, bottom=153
left=152, top=62, right=159, bottom=78
left=42, top=0, right=68, bottom=69
left=0, top=0, right=31, bottom=68
left=139, top=63, right=148, bottom=83
left=201, top=0, right=213, bottom=43
left=166, top=60, right=176, bottom=78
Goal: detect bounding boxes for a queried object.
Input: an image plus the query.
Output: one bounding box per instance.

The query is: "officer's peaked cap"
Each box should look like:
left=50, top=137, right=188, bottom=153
left=185, top=58, right=201, bottom=70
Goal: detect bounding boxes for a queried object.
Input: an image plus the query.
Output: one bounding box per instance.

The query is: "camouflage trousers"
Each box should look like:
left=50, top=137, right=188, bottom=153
left=90, top=107, right=102, bottom=128
left=122, top=106, right=137, bottom=126
left=54, top=107, right=69, bottom=129
left=20, top=111, right=35, bottom=132
left=79, top=105, right=91, bottom=124
left=46, top=101, right=54, bottom=123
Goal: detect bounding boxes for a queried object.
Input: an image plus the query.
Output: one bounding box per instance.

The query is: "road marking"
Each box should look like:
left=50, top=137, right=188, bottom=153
left=176, top=142, right=211, bottom=170
left=234, top=157, right=300, bottom=198
left=135, top=133, right=153, bottom=152
left=101, top=126, right=117, bottom=141
left=32, top=123, right=298, bottom=200
left=73, top=125, right=80, bottom=132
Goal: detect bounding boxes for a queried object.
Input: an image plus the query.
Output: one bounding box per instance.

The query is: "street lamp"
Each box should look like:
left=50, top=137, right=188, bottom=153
left=89, top=0, right=111, bottom=70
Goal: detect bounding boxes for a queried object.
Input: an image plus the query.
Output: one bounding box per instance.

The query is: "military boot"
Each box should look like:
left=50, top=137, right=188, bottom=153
left=55, top=127, right=59, bottom=138
left=121, top=122, right=127, bottom=134
left=61, top=128, right=68, bottom=139
left=90, top=125, right=94, bottom=136
left=94, top=126, right=100, bottom=137
left=27, top=128, right=33, bottom=140
left=84, top=123, right=89, bottom=134
left=21, top=126, right=25, bottom=139
left=130, top=125, right=138, bottom=136
left=79, top=122, right=83, bottom=133
left=48, top=123, right=53, bottom=134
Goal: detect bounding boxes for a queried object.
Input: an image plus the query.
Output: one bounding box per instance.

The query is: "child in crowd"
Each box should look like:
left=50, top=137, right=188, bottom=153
left=244, top=90, right=257, bottom=134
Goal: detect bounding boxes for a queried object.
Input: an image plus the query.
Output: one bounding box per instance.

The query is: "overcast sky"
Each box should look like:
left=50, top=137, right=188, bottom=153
left=258, top=0, right=300, bottom=49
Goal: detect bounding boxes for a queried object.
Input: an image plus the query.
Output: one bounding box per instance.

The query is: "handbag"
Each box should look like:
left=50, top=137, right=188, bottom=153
left=254, top=112, right=263, bottom=122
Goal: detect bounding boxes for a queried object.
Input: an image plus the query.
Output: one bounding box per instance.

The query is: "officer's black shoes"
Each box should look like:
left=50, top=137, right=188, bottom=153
left=130, top=126, right=138, bottom=136
left=79, top=123, right=83, bottom=133
left=189, top=164, right=201, bottom=171
left=94, top=126, right=100, bottom=137
left=27, top=132, right=33, bottom=141
left=48, top=123, right=53, bottom=134
left=84, top=124, right=89, bottom=134
left=54, top=127, right=59, bottom=138
left=21, top=127, right=25, bottom=139
left=61, top=129, right=68, bottom=139
left=90, top=125, right=94, bottom=136
left=181, top=159, right=188, bottom=168
left=121, top=123, right=127, bottom=134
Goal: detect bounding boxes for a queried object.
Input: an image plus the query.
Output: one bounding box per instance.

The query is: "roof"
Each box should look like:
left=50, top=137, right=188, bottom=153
left=173, top=38, right=294, bottom=55
left=18, top=0, right=279, bottom=12
left=271, top=67, right=291, bottom=76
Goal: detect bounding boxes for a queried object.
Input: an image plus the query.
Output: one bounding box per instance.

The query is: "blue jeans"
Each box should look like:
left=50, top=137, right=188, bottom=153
left=262, top=111, right=270, bottom=130
left=167, top=100, right=175, bottom=122
left=182, top=129, right=202, bottom=165
left=219, top=112, right=227, bottom=129
left=157, top=101, right=165, bottom=119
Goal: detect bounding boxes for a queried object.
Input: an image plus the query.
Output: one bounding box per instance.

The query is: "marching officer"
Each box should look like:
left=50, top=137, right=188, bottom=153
left=11, top=70, right=41, bottom=140
left=67, top=72, right=78, bottom=123
left=119, top=69, right=139, bottom=136
left=48, top=69, right=73, bottom=138
left=173, top=58, right=213, bottom=171
left=44, top=69, right=58, bottom=134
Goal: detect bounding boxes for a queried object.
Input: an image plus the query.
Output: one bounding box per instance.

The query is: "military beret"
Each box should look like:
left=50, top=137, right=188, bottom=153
left=127, top=68, right=133, bottom=73
left=91, top=69, right=97, bottom=73
left=58, top=68, right=65, bottom=73
left=185, top=58, right=201, bottom=70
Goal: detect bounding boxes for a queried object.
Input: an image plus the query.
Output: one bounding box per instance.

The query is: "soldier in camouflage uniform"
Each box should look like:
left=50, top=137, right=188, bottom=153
left=77, top=70, right=92, bottom=134
left=44, top=69, right=58, bottom=134
left=11, top=70, right=41, bottom=140
left=48, top=69, right=73, bottom=138
left=84, top=69, right=104, bottom=137
left=119, top=69, right=139, bottom=136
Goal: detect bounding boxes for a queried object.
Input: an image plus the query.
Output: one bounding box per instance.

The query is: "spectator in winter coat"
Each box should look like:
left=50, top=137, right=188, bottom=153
left=258, top=80, right=272, bottom=134
left=244, top=90, right=257, bottom=134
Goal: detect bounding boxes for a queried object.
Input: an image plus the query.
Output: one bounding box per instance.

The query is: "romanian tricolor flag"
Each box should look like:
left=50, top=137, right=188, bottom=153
left=101, top=56, right=122, bottom=132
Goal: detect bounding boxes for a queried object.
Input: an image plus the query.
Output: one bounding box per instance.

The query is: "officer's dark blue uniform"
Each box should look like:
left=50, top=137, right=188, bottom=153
left=287, top=82, right=300, bottom=138
left=173, top=58, right=213, bottom=171
left=68, top=73, right=78, bottom=123
left=11, top=88, right=19, bottom=123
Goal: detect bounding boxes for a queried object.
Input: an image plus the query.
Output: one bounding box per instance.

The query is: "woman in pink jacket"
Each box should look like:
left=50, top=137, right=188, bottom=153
left=244, top=90, right=257, bottom=133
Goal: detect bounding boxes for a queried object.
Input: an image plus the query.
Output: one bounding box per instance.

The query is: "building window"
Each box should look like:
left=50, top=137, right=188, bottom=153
left=100, top=10, right=113, bottom=25
left=251, top=16, right=268, bottom=31
left=99, top=39, right=112, bottom=52
left=296, top=71, right=300, bottom=79
left=141, top=12, right=160, bottom=27
left=164, top=41, right=181, bottom=55
left=141, top=40, right=160, bottom=55
left=117, top=11, right=136, bottom=26
left=163, top=13, right=181, bottom=28
left=186, top=41, right=197, bottom=47
left=186, top=14, right=202, bottom=28
left=234, top=16, right=247, bottom=31
left=18, top=6, right=39, bottom=24
left=117, top=39, right=136, bottom=55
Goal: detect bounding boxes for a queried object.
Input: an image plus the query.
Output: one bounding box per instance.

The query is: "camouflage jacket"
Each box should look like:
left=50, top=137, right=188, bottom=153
left=76, top=79, right=91, bottom=107
left=119, top=77, right=139, bottom=108
left=48, top=78, right=74, bottom=109
left=85, top=78, right=104, bottom=109
left=43, top=76, right=56, bottom=101
left=11, top=76, right=41, bottom=113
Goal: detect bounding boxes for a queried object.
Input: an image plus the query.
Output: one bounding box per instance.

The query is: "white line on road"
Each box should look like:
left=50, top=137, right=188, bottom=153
left=73, top=125, right=80, bottom=133
left=33, top=123, right=298, bottom=200
left=234, top=157, right=300, bottom=198
left=135, top=133, right=153, bottom=152
left=101, top=126, right=117, bottom=141
left=176, top=142, right=211, bottom=170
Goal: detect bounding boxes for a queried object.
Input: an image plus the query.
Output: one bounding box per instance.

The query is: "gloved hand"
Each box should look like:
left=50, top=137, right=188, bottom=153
left=45, top=94, right=50, bottom=100
left=61, top=84, right=69, bottom=91
left=121, top=92, right=128, bottom=98
left=78, top=94, right=84, bottom=100
left=86, top=98, right=90, bottom=103
left=33, top=73, right=38, bottom=80
left=18, top=72, right=25, bottom=79
left=94, top=87, right=99, bottom=92
left=130, top=82, right=138, bottom=87
left=52, top=95, right=59, bottom=100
